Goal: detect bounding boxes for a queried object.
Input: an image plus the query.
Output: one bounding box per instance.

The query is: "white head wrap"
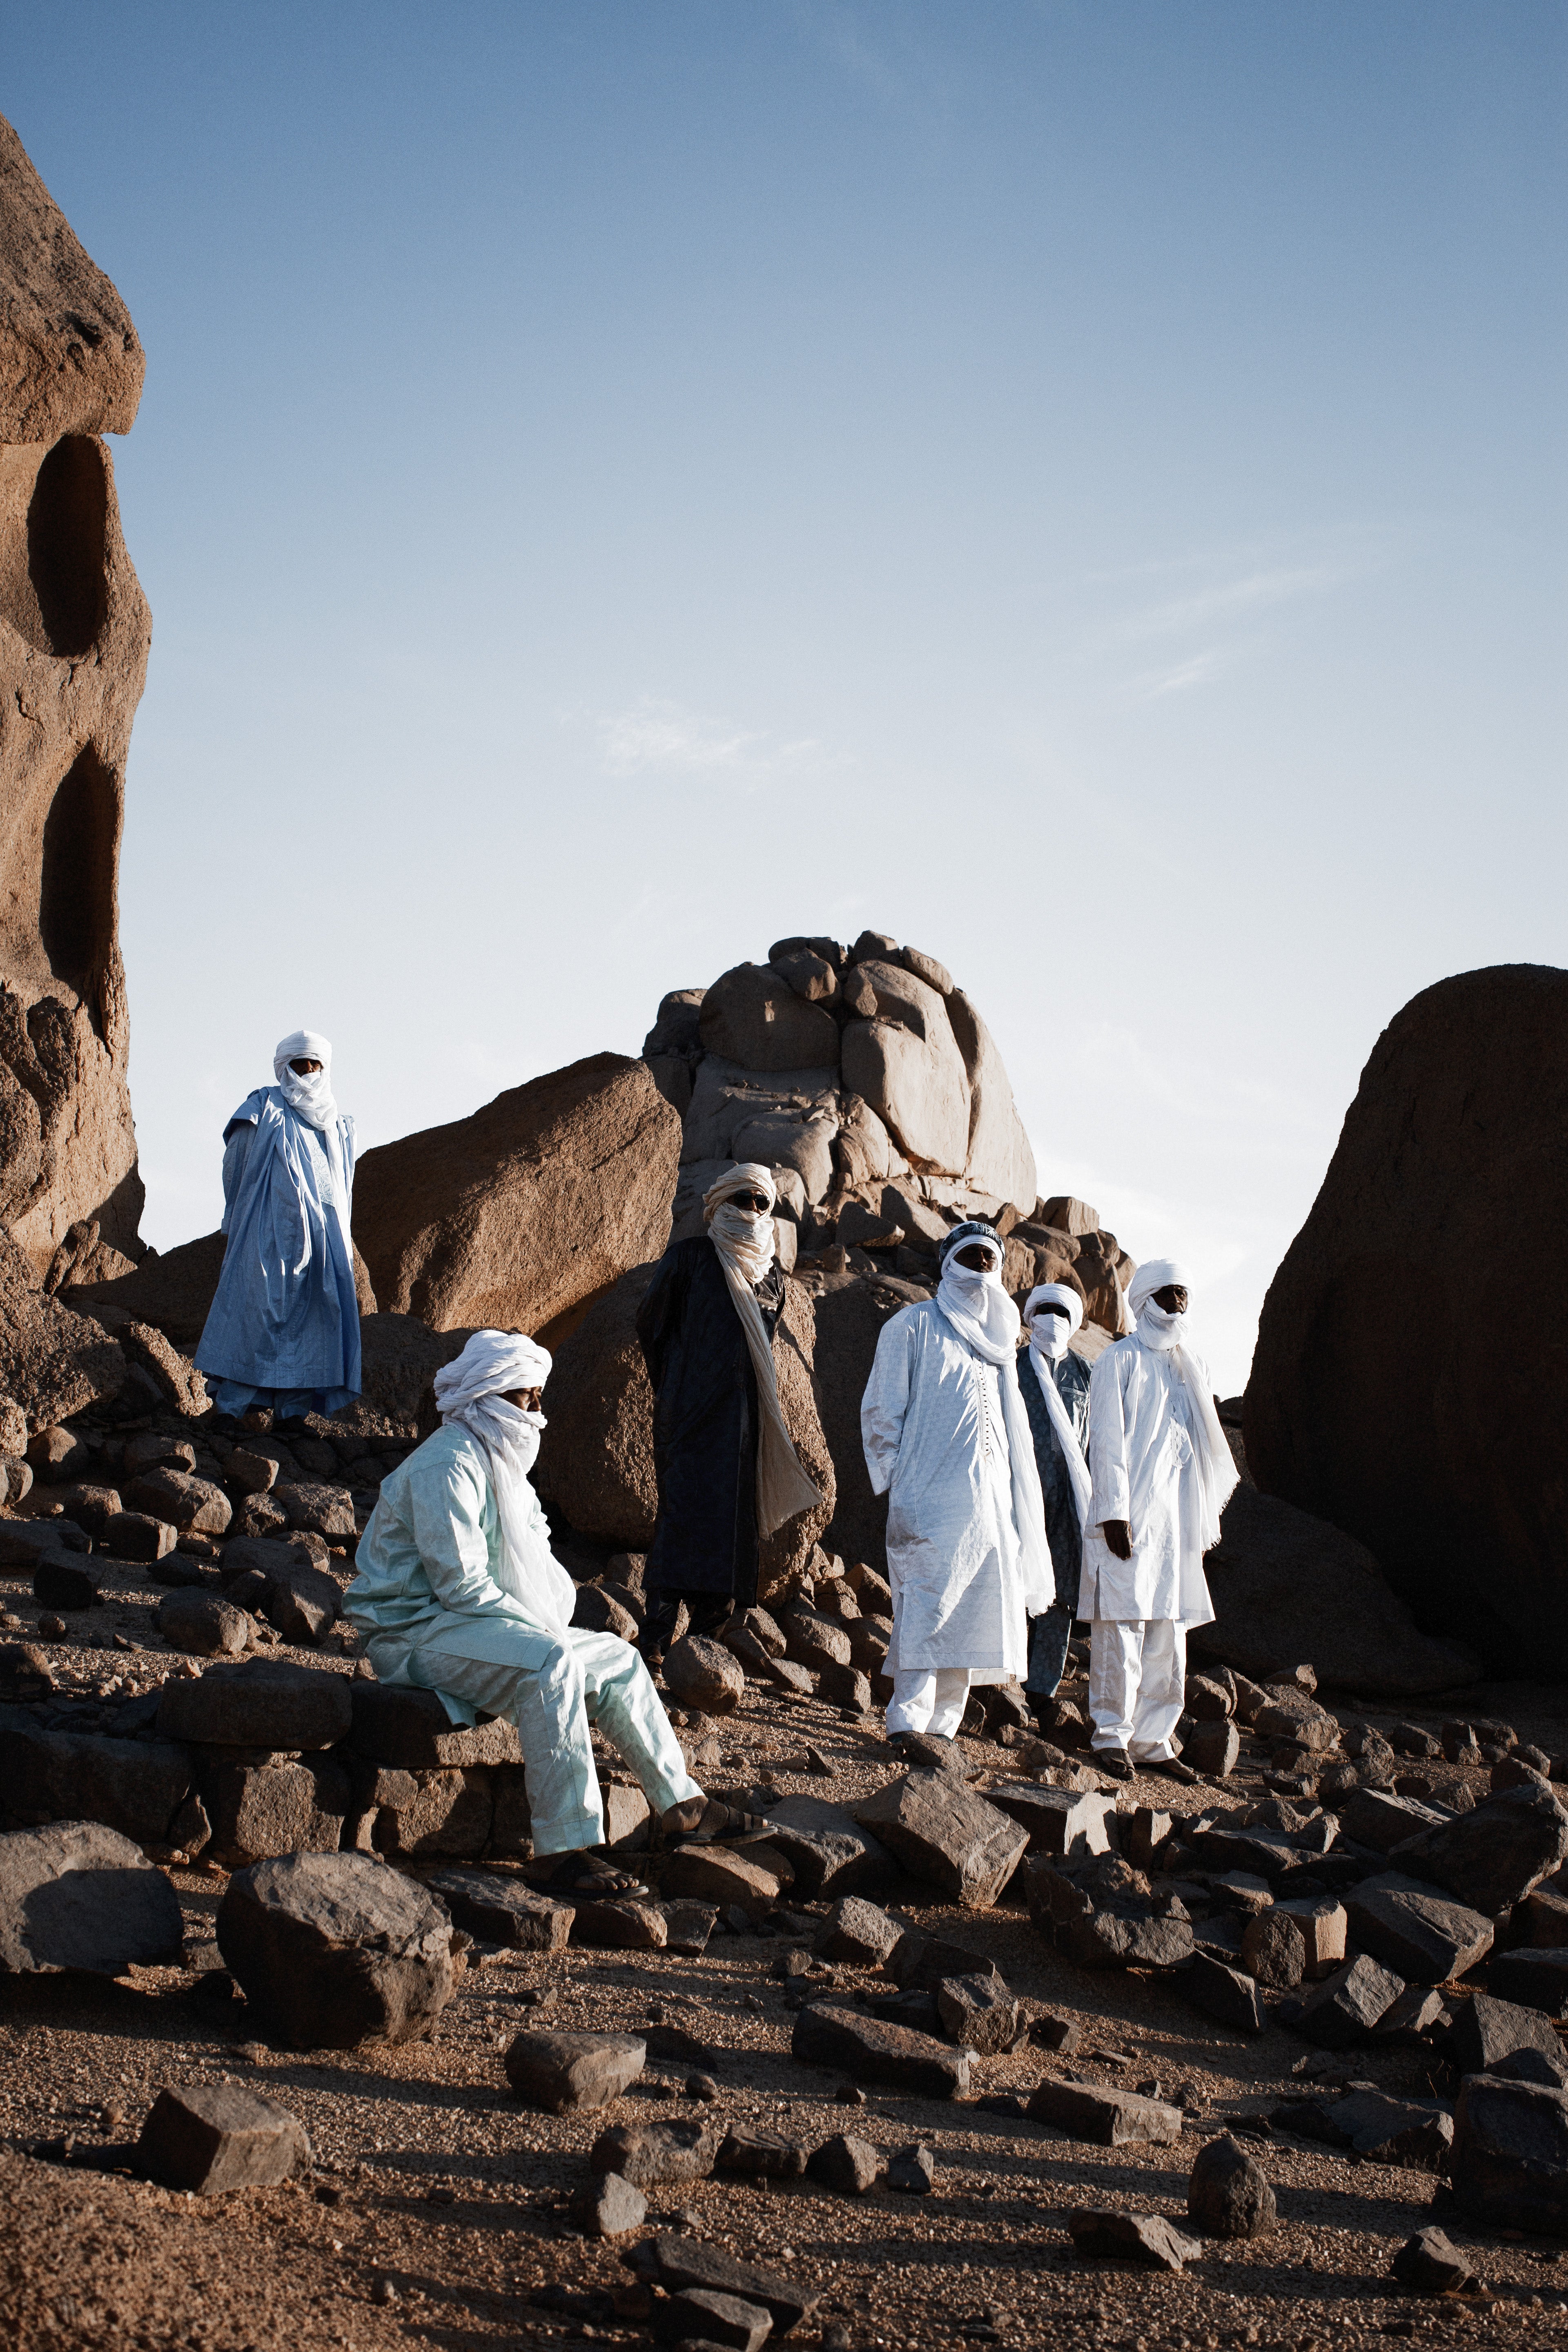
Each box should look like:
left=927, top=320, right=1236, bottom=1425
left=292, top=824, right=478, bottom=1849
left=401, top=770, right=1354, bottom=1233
left=1124, top=1257, right=1238, bottom=1550
left=1021, top=1283, right=1091, bottom=1530
left=274, top=1030, right=338, bottom=1131
left=933, top=1222, right=1053, bottom=1613
left=432, top=1329, right=576, bottom=1634
left=703, top=1163, right=824, bottom=1538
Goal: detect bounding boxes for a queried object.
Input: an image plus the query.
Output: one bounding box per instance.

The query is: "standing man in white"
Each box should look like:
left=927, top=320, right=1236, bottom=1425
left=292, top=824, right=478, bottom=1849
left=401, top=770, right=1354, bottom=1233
left=1080, top=1256, right=1238, bottom=1778
left=860, top=1219, right=1051, bottom=1748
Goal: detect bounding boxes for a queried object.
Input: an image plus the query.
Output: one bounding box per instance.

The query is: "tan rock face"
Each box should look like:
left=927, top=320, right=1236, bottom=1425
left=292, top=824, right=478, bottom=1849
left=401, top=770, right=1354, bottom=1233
left=352, top=1052, right=680, bottom=1348
left=0, top=112, right=149, bottom=1280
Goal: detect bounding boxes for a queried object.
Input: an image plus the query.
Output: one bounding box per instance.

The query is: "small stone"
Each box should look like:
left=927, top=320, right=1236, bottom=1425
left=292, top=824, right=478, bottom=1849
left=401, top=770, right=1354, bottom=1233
left=1390, top=2226, right=1474, bottom=2296
left=158, top=1588, right=251, bottom=1659
left=853, top=1770, right=1027, bottom=1909
left=135, top=2081, right=310, bottom=2194
left=1295, top=1953, right=1405, bottom=2049
left=664, top=1634, right=746, bottom=1715
left=506, top=2030, right=646, bottom=2113
left=807, top=2131, right=882, bottom=2194
left=1026, top=2081, right=1183, bottom=2146
left=1186, top=2134, right=1277, bottom=2238
left=815, top=1894, right=900, bottom=1966
left=36, top=1613, right=66, bottom=1638
left=1183, top=1950, right=1265, bottom=2035
left=716, top=2128, right=808, bottom=2180
left=1241, top=1909, right=1306, bottom=1989
left=1067, top=2207, right=1202, bottom=2271
left=1184, top=1720, right=1241, bottom=1777
left=833, top=2082, right=866, bottom=2106
left=627, top=2234, right=820, bottom=2335
left=572, top=2168, right=655, bottom=2237
left=791, top=2001, right=972, bottom=2098
left=1029, top=2009, right=1082, bottom=2053
left=686, top=2072, right=721, bottom=2103
left=654, top=2290, right=772, bottom=2352
left=101, top=1510, right=178, bottom=1563
left=31, top=1558, right=102, bottom=1613
left=886, top=2141, right=935, bottom=2194
left=935, top=1970, right=1024, bottom=2055
left=663, top=1846, right=783, bottom=1917
left=1345, top=1873, right=1495, bottom=1985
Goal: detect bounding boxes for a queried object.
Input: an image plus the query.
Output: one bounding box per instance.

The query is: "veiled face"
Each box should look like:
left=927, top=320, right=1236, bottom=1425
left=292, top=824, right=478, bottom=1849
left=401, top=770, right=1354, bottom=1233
left=954, top=1243, right=999, bottom=1272
left=290, top=1057, right=323, bottom=1075
left=1152, top=1284, right=1188, bottom=1313
left=728, top=1188, right=770, bottom=1214
left=502, top=1385, right=543, bottom=1412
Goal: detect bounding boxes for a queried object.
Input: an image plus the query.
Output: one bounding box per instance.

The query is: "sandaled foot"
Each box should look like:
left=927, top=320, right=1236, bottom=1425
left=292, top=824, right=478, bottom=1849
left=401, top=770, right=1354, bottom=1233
left=524, top=1853, right=648, bottom=1898
left=662, top=1796, right=766, bottom=1842
left=1140, top=1754, right=1198, bottom=1784
left=1092, top=1746, right=1134, bottom=1782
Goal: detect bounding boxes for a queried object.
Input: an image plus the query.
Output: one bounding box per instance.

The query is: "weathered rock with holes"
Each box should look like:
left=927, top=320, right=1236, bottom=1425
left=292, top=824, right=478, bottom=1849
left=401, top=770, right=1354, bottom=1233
left=217, top=1851, right=454, bottom=2050
left=0, top=1820, right=183, bottom=1973
left=1187, top=2134, right=1276, bottom=2238
left=505, top=2029, right=646, bottom=2112
left=791, top=2000, right=973, bottom=2098
left=853, top=1769, right=1027, bottom=1909
left=203, top=1757, right=351, bottom=1871
left=135, top=2082, right=310, bottom=2194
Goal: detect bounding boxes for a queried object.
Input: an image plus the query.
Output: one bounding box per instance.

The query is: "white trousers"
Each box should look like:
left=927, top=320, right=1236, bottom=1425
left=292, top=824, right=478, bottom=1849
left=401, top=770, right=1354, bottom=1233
left=1088, top=1619, right=1187, bottom=1760
left=395, top=1620, right=701, bottom=1857
left=886, top=1667, right=971, bottom=1739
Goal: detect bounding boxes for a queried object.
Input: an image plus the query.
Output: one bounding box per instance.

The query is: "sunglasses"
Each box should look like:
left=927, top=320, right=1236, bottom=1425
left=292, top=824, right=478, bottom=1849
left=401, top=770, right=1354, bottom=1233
left=730, top=1191, right=771, bottom=1213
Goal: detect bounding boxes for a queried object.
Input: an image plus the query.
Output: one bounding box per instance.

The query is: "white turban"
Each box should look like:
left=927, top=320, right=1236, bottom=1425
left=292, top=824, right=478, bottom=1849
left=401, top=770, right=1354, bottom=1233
left=274, top=1029, right=338, bottom=1132
left=1024, top=1281, right=1085, bottom=1359
left=1125, top=1256, right=1238, bottom=1549
left=1021, top=1283, right=1091, bottom=1528
left=702, top=1161, right=822, bottom=1539
left=432, top=1329, right=574, bottom=1635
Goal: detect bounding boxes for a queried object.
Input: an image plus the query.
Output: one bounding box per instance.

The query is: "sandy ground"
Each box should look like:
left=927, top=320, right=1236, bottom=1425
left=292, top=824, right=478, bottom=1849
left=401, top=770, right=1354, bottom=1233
left=3, top=1564, right=1568, bottom=2352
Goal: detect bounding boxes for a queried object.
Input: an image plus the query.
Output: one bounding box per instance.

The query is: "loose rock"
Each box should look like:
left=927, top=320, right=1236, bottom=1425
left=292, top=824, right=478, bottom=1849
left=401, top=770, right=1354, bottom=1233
left=0, top=1821, right=184, bottom=1975
left=135, top=2082, right=310, bottom=2194
left=1067, top=2207, right=1202, bottom=2272
left=854, top=1769, right=1027, bottom=1909
left=1186, top=2134, right=1276, bottom=2238
left=1390, top=2227, right=1474, bottom=2295
left=590, top=2118, right=719, bottom=2187
left=218, top=1851, right=454, bottom=2049
left=505, top=2029, right=646, bottom=2112
left=791, top=2000, right=972, bottom=2098
left=807, top=2132, right=882, bottom=2194
left=664, top=1635, right=746, bottom=1715
left=1026, top=2080, right=1183, bottom=2147
left=570, top=2169, right=647, bottom=2238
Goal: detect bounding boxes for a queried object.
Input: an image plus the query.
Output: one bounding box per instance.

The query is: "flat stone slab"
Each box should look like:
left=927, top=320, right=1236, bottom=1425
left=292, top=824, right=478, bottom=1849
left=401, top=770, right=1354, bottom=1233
left=506, top=2029, right=646, bottom=2112
left=626, top=2235, right=820, bottom=2336
left=791, top=2000, right=972, bottom=2098
left=662, top=1846, right=782, bottom=1916
left=158, top=1658, right=352, bottom=1751
left=854, top=1770, right=1027, bottom=1909
left=136, top=2081, right=310, bottom=2194
left=652, top=2289, right=771, bottom=2352
left=1067, top=2207, right=1202, bottom=2270
left=1344, top=1873, right=1494, bottom=1985
left=417, top=1864, right=573, bottom=1950
left=1278, top=2089, right=1454, bottom=2172
left=589, top=2118, right=719, bottom=2186
left=0, top=1821, right=184, bottom=1975
left=715, top=2127, right=809, bottom=2180
left=1026, top=2080, right=1183, bottom=2146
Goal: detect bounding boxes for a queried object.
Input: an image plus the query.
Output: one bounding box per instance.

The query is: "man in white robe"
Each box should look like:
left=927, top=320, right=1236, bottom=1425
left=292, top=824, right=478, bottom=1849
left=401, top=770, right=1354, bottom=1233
left=346, top=1330, right=757, bottom=1893
left=860, top=1220, right=1051, bottom=1746
left=1080, top=1256, right=1239, bottom=1778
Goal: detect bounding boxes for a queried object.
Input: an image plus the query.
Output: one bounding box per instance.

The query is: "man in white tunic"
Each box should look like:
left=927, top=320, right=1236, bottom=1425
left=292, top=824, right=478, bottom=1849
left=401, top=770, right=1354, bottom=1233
left=346, top=1329, right=755, bottom=1893
left=1080, top=1257, right=1239, bottom=1778
left=861, top=1220, right=1051, bottom=1746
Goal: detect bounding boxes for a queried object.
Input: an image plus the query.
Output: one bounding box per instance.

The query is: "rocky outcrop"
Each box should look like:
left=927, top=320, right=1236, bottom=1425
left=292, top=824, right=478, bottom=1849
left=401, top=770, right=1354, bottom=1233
left=352, top=1053, right=679, bottom=1349
left=1246, top=967, right=1568, bottom=1675
left=647, top=931, right=1044, bottom=1245
left=0, top=112, right=150, bottom=1281
left=534, top=1262, right=835, bottom=1603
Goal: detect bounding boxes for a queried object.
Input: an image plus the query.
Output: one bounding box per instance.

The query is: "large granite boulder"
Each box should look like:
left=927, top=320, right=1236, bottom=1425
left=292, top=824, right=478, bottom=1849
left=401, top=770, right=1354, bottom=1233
left=1191, top=1481, right=1479, bottom=1697
left=535, top=1261, right=835, bottom=1601
left=0, top=113, right=151, bottom=1287
left=1246, top=966, right=1568, bottom=1674
left=353, top=1052, right=679, bottom=1348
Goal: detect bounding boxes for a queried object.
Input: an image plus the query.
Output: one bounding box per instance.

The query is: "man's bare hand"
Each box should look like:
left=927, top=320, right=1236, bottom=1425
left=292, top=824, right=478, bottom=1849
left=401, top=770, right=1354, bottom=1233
left=1102, top=1519, right=1133, bottom=1561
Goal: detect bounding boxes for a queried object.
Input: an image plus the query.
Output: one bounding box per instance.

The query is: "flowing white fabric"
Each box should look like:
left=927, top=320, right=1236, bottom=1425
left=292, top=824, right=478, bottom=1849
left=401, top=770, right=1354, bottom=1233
left=432, top=1329, right=576, bottom=1636
left=703, top=1162, right=823, bottom=1537
left=929, top=1223, right=1052, bottom=1614
left=1023, top=1283, right=1093, bottom=1531
left=1125, top=1256, right=1238, bottom=1551
left=274, top=1029, right=338, bottom=1131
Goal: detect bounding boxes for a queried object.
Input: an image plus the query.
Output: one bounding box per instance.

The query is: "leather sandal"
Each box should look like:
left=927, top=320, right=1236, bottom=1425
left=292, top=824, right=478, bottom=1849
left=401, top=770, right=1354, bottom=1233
left=523, top=1854, right=648, bottom=1897
left=665, top=1797, right=766, bottom=1843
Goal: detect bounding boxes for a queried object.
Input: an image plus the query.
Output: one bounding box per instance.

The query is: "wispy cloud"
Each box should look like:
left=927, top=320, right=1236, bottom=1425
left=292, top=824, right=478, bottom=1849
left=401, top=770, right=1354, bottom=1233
left=584, top=695, right=841, bottom=788
left=1129, top=648, right=1231, bottom=699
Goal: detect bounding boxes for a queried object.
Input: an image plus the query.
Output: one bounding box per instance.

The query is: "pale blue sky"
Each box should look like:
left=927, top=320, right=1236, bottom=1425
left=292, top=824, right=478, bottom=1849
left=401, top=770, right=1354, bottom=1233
left=7, top=2, right=1564, bottom=1389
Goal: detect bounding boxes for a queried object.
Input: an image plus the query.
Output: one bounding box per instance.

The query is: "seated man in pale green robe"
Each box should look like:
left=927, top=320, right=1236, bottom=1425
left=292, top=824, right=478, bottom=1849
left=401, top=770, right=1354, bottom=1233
left=345, top=1328, right=753, bottom=1894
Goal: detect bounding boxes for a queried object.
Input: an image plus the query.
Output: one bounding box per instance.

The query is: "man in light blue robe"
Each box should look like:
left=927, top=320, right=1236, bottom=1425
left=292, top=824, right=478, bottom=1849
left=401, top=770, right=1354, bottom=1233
left=346, top=1329, right=757, bottom=1894
left=194, top=1027, right=361, bottom=1423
